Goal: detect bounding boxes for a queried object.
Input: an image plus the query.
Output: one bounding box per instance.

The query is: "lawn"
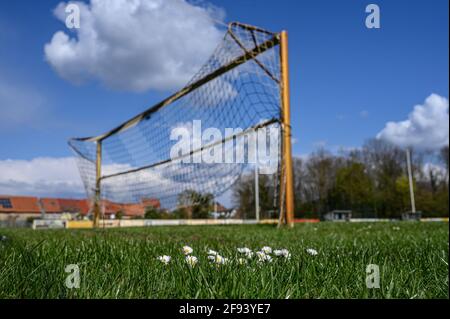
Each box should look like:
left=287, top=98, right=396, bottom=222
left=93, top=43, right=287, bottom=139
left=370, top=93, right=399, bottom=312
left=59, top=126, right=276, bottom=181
left=0, top=222, right=448, bottom=299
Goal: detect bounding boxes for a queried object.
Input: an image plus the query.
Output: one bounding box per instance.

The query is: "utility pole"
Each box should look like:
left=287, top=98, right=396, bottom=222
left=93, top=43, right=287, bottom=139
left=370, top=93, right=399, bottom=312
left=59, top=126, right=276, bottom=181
left=406, top=148, right=416, bottom=213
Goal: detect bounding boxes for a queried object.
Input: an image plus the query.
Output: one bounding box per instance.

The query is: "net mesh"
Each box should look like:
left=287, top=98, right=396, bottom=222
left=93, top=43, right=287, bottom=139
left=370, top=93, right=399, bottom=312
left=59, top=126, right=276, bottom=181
left=69, top=23, right=283, bottom=213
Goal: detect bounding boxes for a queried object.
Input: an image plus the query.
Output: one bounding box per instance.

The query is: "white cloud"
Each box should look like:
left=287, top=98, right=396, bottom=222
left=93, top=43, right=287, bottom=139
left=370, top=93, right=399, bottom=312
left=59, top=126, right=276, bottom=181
left=0, top=156, right=239, bottom=209
left=0, top=79, right=47, bottom=130
left=377, top=94, right=449, bottom=150
left=44, top=0, right=225, bottom=92
left=422, top=162, right=448, bottom=181
left=0, top=157, right=84, bottom=197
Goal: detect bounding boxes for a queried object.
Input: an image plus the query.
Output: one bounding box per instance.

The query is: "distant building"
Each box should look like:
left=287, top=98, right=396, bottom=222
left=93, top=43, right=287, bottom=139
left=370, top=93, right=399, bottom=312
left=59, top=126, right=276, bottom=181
left=210, top=202, right=235, bottom=219
left=324, top=210, right=352, bottom=222
left=0, top=196, right=41, bottom=226
left=101, top=198, right=161, bottom=219
left=39, top=198, right=90, bottom=220
left=0, top=195, right=161, bottom=224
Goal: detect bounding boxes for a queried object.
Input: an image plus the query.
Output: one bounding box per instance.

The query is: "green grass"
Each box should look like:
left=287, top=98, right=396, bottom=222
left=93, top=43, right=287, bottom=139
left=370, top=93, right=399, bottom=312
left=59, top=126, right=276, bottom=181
left=0, top=222, right=448, bottom=299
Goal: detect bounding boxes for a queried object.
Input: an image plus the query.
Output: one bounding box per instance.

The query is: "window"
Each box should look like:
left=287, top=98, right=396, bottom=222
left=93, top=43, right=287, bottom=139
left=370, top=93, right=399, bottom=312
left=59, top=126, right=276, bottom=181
left=0, top=198, right=13, bottom=209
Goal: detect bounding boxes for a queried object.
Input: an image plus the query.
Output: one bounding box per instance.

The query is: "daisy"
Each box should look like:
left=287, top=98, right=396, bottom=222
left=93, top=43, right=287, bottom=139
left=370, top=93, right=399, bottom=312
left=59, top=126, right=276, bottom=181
left=274, top=249, right=291, bottom=259
left=212, top=255, right=229, bottom=265
left=207, top=249, right=218, bottom=256
left=185, top=255, right=198, bottom=268
left=273, top=250, right=283, bottom=256
left=237, top=247, right=251, bottom=254
left=261, top=246, right=272, bottom=254
left=306, top=248, right=318, bottom=256
left=182, top=245, right=193, bottom=255
left=237, top=258, right=247, bottom=265
left=256, top=251, right=272, bottom=263
left=157, top=255, right=171, bottom=265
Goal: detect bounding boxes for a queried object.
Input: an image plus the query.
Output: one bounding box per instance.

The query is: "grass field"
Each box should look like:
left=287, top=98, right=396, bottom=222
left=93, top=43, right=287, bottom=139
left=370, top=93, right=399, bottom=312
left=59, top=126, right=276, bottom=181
left=0, top=222, right=448, bottom=299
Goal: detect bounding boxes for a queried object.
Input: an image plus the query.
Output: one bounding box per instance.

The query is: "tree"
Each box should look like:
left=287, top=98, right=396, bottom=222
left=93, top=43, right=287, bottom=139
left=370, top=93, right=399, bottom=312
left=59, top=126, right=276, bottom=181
left=303, top=149, right=340, bottom=216
left=116, top=210, right=124, bottom=220
left=333, top=162, right=374, bottom=217
left=232, top=172, right=277, bottom=219
left=231, top=139, right=449, bottom=219
left=177, top=190, right=213, bottom=219
left=145, top=206, right=160, bottom=219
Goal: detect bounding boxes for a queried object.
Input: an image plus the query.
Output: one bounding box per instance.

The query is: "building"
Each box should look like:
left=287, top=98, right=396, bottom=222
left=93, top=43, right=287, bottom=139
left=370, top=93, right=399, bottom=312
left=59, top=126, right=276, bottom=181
left=0, top=196, right=41, bottom=227
left=0, top=196, right=92, bottom=223
left=210, top=202, right=235, bottom=219
left=39, top=198, right=90, bottom=219
left=101, top=198, right=161, bottom=219
left=323, top=210, right=352, bottom=222
left=0, top=195, right=161, bottom=224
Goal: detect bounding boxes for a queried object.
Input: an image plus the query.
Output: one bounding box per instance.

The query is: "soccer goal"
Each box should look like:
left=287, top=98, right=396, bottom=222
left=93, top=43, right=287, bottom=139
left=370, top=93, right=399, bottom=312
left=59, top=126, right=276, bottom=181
left=69, top=22, right=294, bottom=227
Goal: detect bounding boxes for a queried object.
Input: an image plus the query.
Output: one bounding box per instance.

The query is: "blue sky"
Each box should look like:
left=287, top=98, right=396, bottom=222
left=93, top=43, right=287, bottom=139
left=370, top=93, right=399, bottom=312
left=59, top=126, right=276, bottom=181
left=0, top=0, right=448, bottom=200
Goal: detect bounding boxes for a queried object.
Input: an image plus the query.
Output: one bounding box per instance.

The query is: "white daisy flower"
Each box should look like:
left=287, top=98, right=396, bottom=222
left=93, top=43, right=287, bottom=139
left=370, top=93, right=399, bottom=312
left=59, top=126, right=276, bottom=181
left=207, top=255, right=216, bottom=261
left=261, top=246, right=272, bottom=254
left=237, top=247, right=252, bottom=254
left=282, top=250, right=291, bottom=259
left=185, top=255, right=198, bottom=267
left=213, top=255, right=230, bottom=265
left=273, top=250, right=283, bottom=256
left=245, top=251, right=254, bottom=259
left=306, top=248, right=318, bottom=256
left=207, top=249, right=218, bottom=256
left=274, top=249, right=291, bottom=259
left=215, top=255, right=224, bottom=264
left=182, top=245, right=193, bottom=255
left=157, top=255, right=171, bottom=265
left=237, top=258, right=247, bottom=265
left=256, top=251, right=272, bottom=263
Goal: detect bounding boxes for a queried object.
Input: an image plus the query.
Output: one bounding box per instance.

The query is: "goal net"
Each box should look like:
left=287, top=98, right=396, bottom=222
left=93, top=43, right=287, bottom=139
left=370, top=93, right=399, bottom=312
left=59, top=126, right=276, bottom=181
left=69, top=22, right=293, bottom=223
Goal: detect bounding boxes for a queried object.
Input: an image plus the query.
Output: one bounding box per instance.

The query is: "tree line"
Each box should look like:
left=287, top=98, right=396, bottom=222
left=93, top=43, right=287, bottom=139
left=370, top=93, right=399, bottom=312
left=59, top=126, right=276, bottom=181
left=233, top=139, right=449, bottom=219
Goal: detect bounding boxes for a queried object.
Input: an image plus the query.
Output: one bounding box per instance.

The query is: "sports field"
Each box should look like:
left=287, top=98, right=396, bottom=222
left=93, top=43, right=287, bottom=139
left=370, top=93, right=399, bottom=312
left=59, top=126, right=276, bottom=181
left=0, top=222, right=448, bottom=299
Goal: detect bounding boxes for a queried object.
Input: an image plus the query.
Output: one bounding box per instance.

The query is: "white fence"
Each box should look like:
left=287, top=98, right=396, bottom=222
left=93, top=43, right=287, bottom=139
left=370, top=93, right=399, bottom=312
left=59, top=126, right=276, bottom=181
left=34, top=219, right=259, bottom=229
left=32, top=220, right=67, bottom=230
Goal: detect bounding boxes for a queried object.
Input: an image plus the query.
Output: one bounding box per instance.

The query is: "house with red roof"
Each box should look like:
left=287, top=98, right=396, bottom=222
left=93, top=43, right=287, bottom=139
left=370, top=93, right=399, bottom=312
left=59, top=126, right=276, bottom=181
left=0, top=196, right=41, bottom=226
left=101, top=198, right=161, bottom=219
left=0, top=195, right=161, bottom=224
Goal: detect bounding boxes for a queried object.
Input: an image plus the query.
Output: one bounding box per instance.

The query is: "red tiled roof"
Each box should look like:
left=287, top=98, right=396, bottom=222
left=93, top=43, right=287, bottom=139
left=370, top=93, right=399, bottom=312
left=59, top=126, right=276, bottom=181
left=121, top=203, right=145, bottom=216
left=141, top=198, right=161, bottom=209
left=40, top=198, right=90, bottom=215
left=40, top=198, right=61, bottom=213
left=102, top=200, right=122, bottom=215
left=100, top=198, right=160, bottom=217
left=58, top=199, right=90, bottom=215
left=0, top=195, right=159, bottom=217
left=0, top=196, right=40, bottom=213
left=214, top=202, right=228, bottom=212
left=101, top=200, right=144, bottom=217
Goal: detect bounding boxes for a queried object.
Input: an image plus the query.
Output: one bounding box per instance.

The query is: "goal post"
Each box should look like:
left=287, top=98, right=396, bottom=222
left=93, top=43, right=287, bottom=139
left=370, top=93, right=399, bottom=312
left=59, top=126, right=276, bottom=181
left=93, top=140, right=102, bottom=228
left=280, top=31, right=295, bottom=227
left=69, top=22, right=295, bottom=227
